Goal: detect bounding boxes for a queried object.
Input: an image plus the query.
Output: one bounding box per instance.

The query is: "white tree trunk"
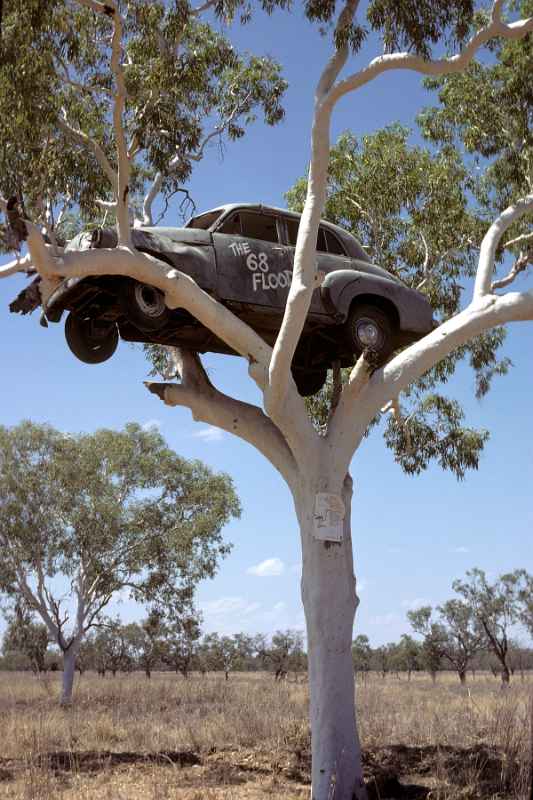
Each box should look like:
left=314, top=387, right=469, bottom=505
left=61, top=646, right=79, bottom=706
left=296, top=473, right=367, bottom=800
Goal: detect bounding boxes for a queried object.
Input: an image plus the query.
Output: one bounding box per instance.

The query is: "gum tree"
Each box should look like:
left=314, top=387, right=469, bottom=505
left=453, top=568, right=529, bottom=683
left=0, top=421, right=239, bottom=704
left=1, top=1, right=533, bottom=797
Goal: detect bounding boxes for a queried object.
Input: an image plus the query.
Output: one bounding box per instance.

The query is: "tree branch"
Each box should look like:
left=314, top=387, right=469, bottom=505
left=491, top=250, right=530, bottom=291
left=107, top=1, right=131, bottom=245
left=504, top=230, right=533, bottom=249
left=474, top=194, right=533, bottom=298
left=267, top=0, right=360, bottom=414
left=145, top=348, right=298, bottom=487
left=329, top=7, right=533, bottom=107
left=0, top=253, right=32, bottom=277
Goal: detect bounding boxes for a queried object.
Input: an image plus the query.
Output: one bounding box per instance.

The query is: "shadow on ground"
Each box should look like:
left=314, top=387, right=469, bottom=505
left=0, top=742, right=524, bottom=797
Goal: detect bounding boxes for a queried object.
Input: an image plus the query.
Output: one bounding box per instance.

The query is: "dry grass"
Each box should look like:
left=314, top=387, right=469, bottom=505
left=0, top=670, right=531, bottom=799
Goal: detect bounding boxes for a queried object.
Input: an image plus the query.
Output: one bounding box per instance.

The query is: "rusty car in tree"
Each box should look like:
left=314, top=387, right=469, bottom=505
left=10, top=203, right=434, bottom=395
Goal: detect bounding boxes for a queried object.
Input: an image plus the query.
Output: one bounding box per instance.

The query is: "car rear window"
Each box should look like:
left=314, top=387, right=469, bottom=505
left=286, top=218, right=345, bottom=255
left=325, top=230, right=346, bottom=255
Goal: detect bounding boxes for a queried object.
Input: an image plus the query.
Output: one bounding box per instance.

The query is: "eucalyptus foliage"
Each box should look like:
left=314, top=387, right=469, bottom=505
left=0, top=0, right=287, bottom=234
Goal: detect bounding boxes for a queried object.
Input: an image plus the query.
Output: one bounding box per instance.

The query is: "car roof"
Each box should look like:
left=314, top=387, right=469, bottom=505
left=190, top=203, right=372, bottom=263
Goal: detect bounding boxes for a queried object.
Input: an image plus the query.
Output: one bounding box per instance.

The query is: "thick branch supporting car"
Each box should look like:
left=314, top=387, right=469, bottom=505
left=11, top=203, right=434, bottom=395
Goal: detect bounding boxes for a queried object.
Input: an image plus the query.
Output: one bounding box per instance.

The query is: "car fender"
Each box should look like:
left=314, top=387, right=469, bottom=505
left=320, top=270, right=433, bottom=333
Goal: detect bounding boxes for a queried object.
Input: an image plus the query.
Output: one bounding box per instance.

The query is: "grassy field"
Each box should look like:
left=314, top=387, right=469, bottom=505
left=0, top=670, right=531, bottom=799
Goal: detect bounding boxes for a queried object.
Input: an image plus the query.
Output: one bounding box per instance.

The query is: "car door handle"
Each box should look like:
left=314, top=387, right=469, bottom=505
left=272, top=246, right=285, bottom=252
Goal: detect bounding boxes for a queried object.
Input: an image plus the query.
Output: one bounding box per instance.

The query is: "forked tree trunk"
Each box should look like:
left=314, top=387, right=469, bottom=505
left=61, top=646, right=78, bottom=705
left=296, top=472, right=367, bottom=800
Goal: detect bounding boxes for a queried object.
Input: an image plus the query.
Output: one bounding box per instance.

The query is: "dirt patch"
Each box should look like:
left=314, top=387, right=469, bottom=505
left=0, top=742, right=525, bottom=798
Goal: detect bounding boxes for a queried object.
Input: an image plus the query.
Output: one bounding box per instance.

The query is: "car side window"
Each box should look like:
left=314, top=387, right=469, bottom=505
left=325, top=230, right=346, bottom=256
left=285, top=218, right=330, bottom=253
left=222, top=211, right=279, bottom=243
left=316, top=227, right=328, bottom=252
left=217, top=213, right=242, bottom=235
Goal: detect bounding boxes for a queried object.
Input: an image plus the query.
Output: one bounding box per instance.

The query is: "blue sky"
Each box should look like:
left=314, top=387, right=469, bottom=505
left=0, top=4, right=531, bottom=646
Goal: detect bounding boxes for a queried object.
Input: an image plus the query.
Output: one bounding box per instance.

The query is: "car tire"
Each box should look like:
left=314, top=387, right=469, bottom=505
left=119, top=279, right=171, bottom=332
left=65, top=313, right=119, bottom=364
left=291, top=366, right=328, bottom=397
left=344, top=303, right=394, bottom=363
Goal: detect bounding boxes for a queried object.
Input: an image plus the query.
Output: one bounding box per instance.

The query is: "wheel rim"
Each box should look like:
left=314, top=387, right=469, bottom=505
left=354, top=317, right=384, bottom=349
left=134, top=283, right=167, bottom=318
left=82, top=317, right=113, bottom=350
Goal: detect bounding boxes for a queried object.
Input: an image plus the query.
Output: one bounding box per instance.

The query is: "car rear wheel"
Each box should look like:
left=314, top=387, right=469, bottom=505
left=119, top=280, right=171, bottom=332
left=65, top=313, right=119, bottom=364
left=291, top=366, right=328, bottom=397
left=344, top=303, right=394, bottom=363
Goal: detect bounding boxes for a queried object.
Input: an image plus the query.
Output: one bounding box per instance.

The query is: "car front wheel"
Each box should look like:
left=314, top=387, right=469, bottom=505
left=65, top=313, right=119, bottom=364
left=119, top=279, right=171, bottom=332
left=344, top=303, right=394, bottom=363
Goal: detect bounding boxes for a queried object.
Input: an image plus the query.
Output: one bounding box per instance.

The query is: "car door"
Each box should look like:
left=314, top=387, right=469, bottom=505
left=213, top=210, right=290, bottom=311
left=282, top=218, right=350, bottom=314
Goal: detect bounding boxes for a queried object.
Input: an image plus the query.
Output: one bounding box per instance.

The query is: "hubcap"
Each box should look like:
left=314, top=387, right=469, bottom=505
left=355, top=318, right=382, bottom=348
left=134, top=283, right=166, bottom=318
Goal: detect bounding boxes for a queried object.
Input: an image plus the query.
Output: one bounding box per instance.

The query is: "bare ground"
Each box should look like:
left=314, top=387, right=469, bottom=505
left=0, top=671, right=531, bottom=799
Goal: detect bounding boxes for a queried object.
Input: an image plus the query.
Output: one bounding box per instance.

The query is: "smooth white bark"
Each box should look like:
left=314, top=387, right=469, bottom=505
left=61, top=645, right=80, bottom=706
left=296, top=473, right=366, bottom=799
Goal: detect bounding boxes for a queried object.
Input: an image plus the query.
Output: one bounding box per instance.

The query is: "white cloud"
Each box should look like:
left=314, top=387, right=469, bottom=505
left=401, top=598, right=430, bottom=610
left=142, top=419, right=162, bottom=431
left=370, top=612, right=401, bottom=626
left=247, top=557, right=285, bottom=577
left=452, top=546, right=470, bottom=554
left=192, top=425, right=224, bottom=443
left=200, top=596, right=261, bottom=617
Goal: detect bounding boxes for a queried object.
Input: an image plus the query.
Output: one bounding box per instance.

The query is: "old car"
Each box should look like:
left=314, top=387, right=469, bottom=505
left=11, top=203, right=434, bottom=395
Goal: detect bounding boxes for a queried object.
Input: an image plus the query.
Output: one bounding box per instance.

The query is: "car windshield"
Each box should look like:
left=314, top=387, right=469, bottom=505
left=185, top=209, right=223, bottom=230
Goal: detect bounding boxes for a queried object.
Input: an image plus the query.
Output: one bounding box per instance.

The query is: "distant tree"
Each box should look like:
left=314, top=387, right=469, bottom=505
left=436, top=599, right=483, bottom=683
left=89, top=618, right=131, bottom=676
left=352, top=635, right=372, bottom=678
left=407, top=607, right=447, bottom=683
left=409, top=600, right=482, bottom=683
left=160, top=612, right=202, bottom=678
left=397, top=635, right=422, bottom=681
left=201, top=633, right=242, bottom=680
left=123, top=612, right=166, bottom=679
left=267, top=630, right=306, bottom=680
left=373, top=644, right=395, bottom=679
left=0, top=421, right=239, bottom=704
left=2, top=602, right=49, bottom=673
left=453, top=568, right=529, bottom=684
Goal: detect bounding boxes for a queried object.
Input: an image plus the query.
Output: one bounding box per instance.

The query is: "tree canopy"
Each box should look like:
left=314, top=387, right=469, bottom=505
left=0, top=420, right=239, bottom=694
left=287, top=24, right=532, bottom=477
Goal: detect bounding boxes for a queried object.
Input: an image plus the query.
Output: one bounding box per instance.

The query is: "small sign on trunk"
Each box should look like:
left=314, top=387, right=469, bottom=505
left=313, top=493, right=345, bottom=542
